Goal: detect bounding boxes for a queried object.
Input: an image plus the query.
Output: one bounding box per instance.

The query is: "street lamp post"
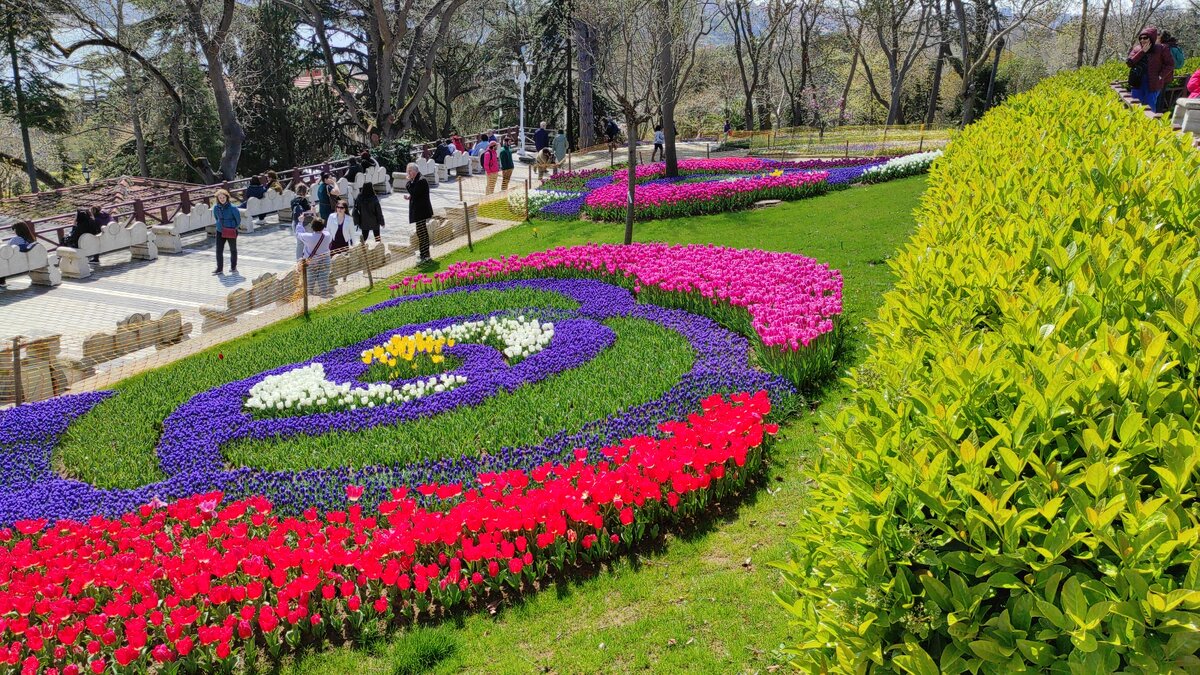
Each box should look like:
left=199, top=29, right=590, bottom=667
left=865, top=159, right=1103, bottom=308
left=82, top=164, right=91, bottom=184
left=511, top=49, right=534, bottom=158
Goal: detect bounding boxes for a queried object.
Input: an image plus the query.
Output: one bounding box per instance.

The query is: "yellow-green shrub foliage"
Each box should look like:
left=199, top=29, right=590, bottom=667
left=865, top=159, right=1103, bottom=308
left=777, top=64, right=1200, bottom=673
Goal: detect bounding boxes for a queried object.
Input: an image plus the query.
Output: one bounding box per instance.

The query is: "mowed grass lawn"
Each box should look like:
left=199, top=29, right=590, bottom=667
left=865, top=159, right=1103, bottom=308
left=282, top=176, right=926, bottom=673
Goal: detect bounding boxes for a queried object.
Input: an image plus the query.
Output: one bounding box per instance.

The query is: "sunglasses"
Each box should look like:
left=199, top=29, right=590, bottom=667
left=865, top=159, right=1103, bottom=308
left=336, top=205, right=347, bottom=210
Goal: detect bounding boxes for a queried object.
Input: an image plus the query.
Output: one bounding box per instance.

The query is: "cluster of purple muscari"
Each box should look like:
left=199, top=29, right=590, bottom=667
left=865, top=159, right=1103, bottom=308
left=824, top=164, right=880, bottom=185
left=0, top=279, right=794, bottom=524
left=0, top=391, right=113, bottom=491
left=537, top=195, right=587, bottom=219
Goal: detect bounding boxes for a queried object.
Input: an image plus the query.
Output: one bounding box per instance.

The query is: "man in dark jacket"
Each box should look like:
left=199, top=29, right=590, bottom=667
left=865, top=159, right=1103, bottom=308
left=1128, top=26, right=1174, bottom=111
left=534, top=122, right=549, bottom=151
left=404, top=162, right=434, bottom=262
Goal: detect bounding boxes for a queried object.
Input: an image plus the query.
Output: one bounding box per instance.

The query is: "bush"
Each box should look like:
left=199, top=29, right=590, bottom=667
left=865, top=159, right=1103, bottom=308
left=777, top=63, right=1200, bottom=672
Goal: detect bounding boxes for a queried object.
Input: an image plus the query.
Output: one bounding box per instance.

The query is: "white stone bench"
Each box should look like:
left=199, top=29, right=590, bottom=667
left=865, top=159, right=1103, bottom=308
left=416, top=158, right=439, bottom=186
left=1174, top=98, right=1200, bottom=134
left=153, top=207, right=216, bottom=253
left=362, top=165, right=390, bottom=194
left=58, top=220, right=156, bottom=279
left=445, top=151, right=471, bottom=179
left=0, top=241, right=60, bottom=286
left=243, top=188, right=296, bottom=227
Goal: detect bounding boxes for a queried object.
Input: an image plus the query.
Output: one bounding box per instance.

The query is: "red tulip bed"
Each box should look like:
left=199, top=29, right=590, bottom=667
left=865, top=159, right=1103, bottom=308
left=0, top=392, right=776, bottom=674
left=0, top=242, right=846, bottom=673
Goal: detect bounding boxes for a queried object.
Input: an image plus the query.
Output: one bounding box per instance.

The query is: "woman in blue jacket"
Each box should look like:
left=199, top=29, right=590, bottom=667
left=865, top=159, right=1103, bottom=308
left=212, top=189, right=241, bottom=275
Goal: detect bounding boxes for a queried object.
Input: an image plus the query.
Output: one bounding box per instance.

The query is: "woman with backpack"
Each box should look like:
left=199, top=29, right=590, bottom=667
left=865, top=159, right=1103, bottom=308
left=353, top=182, right=386, bottom=243
left=1127, top=26, right=1175, bottom=111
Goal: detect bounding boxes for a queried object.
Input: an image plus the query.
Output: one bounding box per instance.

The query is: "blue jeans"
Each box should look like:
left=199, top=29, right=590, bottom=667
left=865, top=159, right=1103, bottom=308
left=1133, top=86, right=1160, bottom=111
left=307, top=257, right=331, bottom=297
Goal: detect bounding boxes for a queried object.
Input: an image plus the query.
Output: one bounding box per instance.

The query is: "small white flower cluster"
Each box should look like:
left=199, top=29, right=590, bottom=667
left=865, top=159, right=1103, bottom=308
left=438, top=315, right=555, bottom=361
left=245, top=363, right=467, bottom=414
left=861, top=150, right=943, bottom=182
left=508, top=189, right=579, bottom=216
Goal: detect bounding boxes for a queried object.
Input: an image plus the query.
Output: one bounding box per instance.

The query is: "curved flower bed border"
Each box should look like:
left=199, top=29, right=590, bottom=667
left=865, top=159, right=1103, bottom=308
left=0, top=279, right=793, bottom=526
left=392, top=243, right=843, bottom=386
left=0, top=392, right=776, bottom=674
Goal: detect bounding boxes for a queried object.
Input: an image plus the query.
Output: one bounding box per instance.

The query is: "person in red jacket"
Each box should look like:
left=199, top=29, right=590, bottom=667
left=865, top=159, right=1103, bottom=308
left=1127, top=26, right=1174, bottom=111
left=1188, top=69, right=1200, bottom=98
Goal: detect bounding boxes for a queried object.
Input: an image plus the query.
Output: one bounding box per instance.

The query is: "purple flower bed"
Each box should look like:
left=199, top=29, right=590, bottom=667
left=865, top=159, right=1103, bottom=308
left=0, top=279, right=794, bottom=525
left=528, top=157, right=891, bottom=222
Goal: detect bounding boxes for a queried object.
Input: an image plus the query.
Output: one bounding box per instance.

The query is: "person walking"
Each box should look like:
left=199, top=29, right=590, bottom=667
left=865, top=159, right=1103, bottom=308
left=328, top=198, right=355, bottom=254
left=211, top=188, right=241, bottom=275
left=483, top=141, right=501, bottom=194
left=353, top=182, right=385, bottom=243
left=295, top=217, right=332, bottom=297
left=316, top=171, right=341, bottom=222
left=534, top=121, right=550, bottom=152
left=651, top=124, right=665, bottom=162
left=499, top=137, right=515, bottom=190
left=1128, top=26, right=1174, bottom=111
left=291, top=183, right=313, bottom=258
left=552, top=129, right=568, bottom=174
left=404, top=162, right=434, bottom=262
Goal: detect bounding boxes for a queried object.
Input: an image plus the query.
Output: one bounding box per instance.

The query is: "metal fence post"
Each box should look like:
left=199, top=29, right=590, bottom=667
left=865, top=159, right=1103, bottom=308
left=360, top=241, right=374, bottom=290
left=458, top=177, right=464, bottom=202
left=524, top=180, right=530, bottom=222
left=918, top=124, right=926, bottom=153
left=11, top=337, right=22, bottom=406
left=706, top=142, right=711, bottom=159
left=300, top=259, right=310, bottom=319
left=462, top=201, right=474, bottom=252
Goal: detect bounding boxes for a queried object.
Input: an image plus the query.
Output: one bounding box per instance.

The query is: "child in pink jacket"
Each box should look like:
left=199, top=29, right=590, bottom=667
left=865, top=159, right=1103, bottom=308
left=1188, top=69, right=1200, bottom=98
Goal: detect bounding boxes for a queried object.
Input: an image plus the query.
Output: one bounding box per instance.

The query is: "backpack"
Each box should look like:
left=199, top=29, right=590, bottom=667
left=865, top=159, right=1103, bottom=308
left=1129, top=51, right=1148, bottom=88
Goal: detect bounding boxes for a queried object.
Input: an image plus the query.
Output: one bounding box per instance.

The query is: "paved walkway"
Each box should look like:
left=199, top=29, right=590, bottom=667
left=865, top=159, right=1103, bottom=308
left=0, top=142, right=725, bottom=351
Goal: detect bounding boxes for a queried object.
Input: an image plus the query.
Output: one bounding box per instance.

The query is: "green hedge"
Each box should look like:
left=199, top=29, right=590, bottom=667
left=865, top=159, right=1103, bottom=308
left=777, top=62, right=1200, bottom=672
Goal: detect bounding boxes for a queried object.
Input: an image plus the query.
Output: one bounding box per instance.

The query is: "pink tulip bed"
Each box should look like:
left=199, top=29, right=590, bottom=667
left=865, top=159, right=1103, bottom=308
left=534, top=156, right=893, bottom=221
left=583, top=170, right=831, bottom=221
left=391, top=242, right=843, bottom=385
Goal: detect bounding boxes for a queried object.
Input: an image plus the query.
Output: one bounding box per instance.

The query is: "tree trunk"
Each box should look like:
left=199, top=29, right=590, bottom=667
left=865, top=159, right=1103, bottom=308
left=960, top=75, right=977, bottom=125
left=565, top=0, right=576, bottom=148
left=116, top=0, right=148, bottom=177
left=575, top=19, right=596, bottom=147
left=6, top=21, right=37, bottom=194
left=658, top=0, right=678, bottom=177
left=624, top=113, right=638, bottom=245
left=887, top=80, right=904, bottom=125
left=1076, top=0, right=1088, bottom=68
left=1091, top=0, right=1112, bottom=66
left=926, top=0, right=949, bottom=125
left=984, top=39, right=1004, bottom=110
left=202, top=44, right=245, bottom=179
left=839, top=25, right=863, bottom=124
